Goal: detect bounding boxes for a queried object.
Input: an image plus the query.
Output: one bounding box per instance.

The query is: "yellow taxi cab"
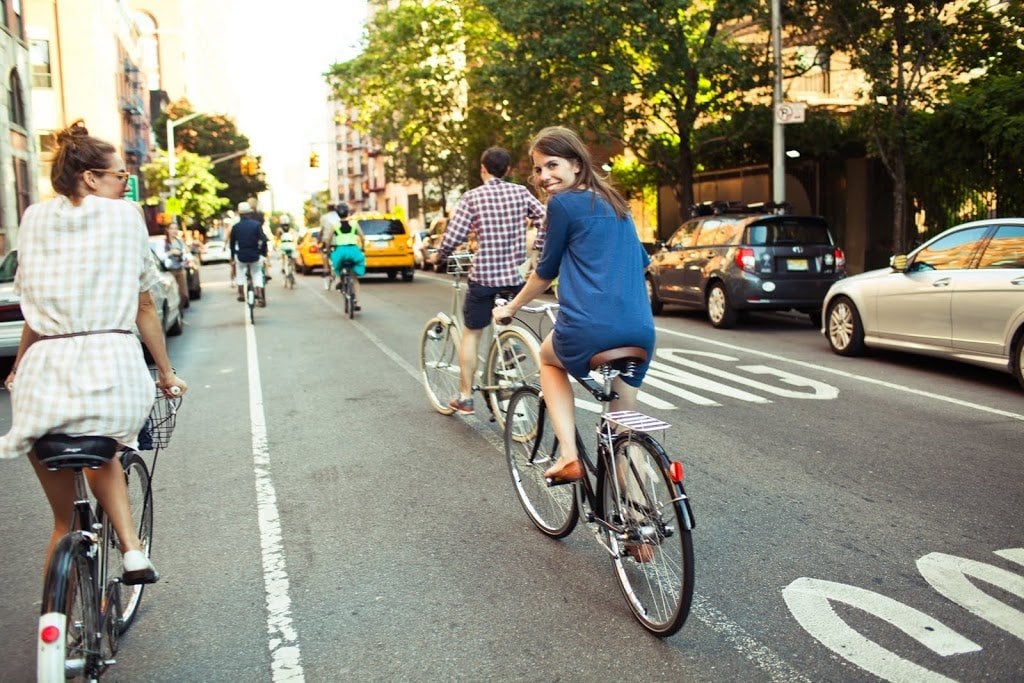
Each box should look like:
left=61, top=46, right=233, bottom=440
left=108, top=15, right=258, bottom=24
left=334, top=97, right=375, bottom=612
left=294, top=229, right=328, bottom=274
left=349, top=212, right=416, bottom=281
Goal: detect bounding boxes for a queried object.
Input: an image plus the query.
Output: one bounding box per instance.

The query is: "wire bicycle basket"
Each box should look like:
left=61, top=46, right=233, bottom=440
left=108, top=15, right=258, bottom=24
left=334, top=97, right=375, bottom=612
left=138, top=385, right=181, bottom=451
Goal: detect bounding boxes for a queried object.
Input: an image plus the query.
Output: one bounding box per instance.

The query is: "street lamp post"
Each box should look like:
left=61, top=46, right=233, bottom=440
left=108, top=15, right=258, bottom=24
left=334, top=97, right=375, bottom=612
left=771, top=0, right=785, bottom=205
left=166, top=112, right=203, bottom=181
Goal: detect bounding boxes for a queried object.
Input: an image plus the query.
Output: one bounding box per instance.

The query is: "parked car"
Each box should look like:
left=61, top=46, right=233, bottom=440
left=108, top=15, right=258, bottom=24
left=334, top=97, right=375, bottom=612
left=199, top=239, right=232, bottom=264
left=147, top=250, right=184, bottom=338
left=0, top=250, right=23, bottom=358
left=0, top=249, right=182, bottom=361
left=646, top=202, right=846, bottom=328
left=294, top=228, right=327, bottom=274
left=823, top=218, right=1024, bottom=390
left=350, top=212, right=416, bottom=281
left=149, top=235, right=202, bottom=300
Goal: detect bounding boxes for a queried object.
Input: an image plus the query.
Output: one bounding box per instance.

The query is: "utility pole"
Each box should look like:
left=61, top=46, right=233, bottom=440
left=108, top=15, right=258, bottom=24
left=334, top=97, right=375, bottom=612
left=771, top=0, right=785, bottom=205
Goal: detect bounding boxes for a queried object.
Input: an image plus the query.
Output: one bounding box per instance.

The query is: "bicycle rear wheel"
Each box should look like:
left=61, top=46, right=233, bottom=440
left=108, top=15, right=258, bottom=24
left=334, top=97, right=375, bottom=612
left=39, top=537, right=99, bottom=682
left=345, top=275, right=355, bottom=319
left=504, top=386, right=578, bottom=538
left=484, top=326, right=541, bottom=432
left=600, top=433, right=694, bottom=636
left=246, top=281, right=255, bottom=324
left=100, top=451, right=153, bottom=634
left=420, top=317, right=460, bottom=414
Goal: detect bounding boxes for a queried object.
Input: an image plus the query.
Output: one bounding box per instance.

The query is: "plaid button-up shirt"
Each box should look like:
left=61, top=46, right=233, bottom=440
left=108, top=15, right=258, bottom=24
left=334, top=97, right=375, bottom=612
left=438, top=179, right=545, bottom=287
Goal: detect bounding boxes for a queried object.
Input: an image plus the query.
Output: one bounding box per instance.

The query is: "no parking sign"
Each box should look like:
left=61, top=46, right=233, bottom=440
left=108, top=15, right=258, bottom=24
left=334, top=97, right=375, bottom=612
left=775, top=102, right=807, bottom=124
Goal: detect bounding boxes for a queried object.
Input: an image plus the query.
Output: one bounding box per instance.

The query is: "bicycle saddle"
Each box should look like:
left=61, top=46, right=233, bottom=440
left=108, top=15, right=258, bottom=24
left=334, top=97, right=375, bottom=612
left=589, top=346, right=648, bottom=372
left=34, top=435, right=118, bottom=470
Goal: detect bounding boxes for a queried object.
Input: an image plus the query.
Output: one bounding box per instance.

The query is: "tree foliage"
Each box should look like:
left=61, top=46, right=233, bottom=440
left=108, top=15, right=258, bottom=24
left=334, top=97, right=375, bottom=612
left=809, top=0, right=1005, bottom=250
left=140, top=150, right=228, bottom=228
left=479, top=0, right=768, bottom=236
left=154, top=99, right=266, bottom=210
left=328, top=0, right=505, bottom=213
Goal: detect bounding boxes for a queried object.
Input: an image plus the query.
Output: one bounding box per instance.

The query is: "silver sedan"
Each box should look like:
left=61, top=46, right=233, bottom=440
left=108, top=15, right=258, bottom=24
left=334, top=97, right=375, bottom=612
left=823, top=218, right=1024, bottom=390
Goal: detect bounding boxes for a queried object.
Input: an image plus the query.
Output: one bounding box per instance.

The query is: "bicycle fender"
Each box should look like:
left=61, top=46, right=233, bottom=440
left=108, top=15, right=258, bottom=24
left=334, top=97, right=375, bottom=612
left=677, top=487, right=696, bottom=530
left=436, top=312, right=454, bottom=327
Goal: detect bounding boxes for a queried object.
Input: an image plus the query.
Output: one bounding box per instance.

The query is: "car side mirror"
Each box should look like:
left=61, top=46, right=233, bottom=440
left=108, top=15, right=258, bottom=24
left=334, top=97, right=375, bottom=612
left=890, top=254, right=908, bottom=271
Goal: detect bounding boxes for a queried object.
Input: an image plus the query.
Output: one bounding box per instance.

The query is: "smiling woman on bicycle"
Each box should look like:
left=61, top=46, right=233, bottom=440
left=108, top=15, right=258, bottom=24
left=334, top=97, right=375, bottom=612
left=493, top=126, right=655, bottom=485
left=0, top=121, right=188, bottom=582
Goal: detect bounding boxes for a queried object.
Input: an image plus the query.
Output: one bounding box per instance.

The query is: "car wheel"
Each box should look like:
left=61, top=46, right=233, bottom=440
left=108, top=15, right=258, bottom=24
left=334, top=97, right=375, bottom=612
left=646, top=275, right=663, bottom=315
left=706, top=282, right=736, bottom=328
left=1012, top=329, right=1024, bottom=391
left=401, top=269, right=415, bottom=282
left=825, top=296, right=865, bottom=356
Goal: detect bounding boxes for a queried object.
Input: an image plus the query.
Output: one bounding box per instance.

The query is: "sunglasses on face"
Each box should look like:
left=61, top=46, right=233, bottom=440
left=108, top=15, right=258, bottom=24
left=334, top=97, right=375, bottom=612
left=88, top=169, right=130, bottom=183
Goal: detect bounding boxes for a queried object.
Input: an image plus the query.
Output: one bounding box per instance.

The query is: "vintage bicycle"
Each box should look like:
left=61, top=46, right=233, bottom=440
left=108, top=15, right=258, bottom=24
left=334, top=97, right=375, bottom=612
left=36, top=385, right=181, bottom=681
left=419, top=252, right=542, bottom=432
left=503, top=304, right=695, bottom=636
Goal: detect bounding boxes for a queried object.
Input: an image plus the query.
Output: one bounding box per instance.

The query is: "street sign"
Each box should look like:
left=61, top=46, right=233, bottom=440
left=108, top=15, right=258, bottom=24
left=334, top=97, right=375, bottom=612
left=126, top=175, right=139, bottom=202
left=775, top=102, right=807, bottom=124
left=163, top=178, right=182, bottom=187
left=165, top=197, right=183, bottom=216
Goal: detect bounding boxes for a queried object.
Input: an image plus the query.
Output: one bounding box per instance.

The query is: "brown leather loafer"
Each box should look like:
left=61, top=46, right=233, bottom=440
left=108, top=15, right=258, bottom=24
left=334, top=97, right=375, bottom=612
left=544, top=459, right=584, bottom=487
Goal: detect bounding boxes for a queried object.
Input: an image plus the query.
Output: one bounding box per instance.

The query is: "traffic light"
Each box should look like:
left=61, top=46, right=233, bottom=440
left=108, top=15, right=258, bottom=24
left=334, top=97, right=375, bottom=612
left=239, top=155, right=259, bottom=175
left=309, top=152, right=319, bottom=168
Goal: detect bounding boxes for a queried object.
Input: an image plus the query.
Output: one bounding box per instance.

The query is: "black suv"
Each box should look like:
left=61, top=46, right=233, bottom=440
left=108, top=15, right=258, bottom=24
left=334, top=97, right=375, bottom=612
left=646, top=202, right=846, bottom=328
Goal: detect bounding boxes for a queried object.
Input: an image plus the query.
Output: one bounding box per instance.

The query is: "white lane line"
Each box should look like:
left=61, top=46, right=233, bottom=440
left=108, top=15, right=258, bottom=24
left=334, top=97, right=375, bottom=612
left=245, top=310, right=305, bottom=682
left=657, top=327, right=1024, bottom=421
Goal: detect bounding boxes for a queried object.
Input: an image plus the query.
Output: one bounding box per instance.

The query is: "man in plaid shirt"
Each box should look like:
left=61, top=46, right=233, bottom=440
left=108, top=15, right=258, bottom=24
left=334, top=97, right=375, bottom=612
left=431, top=147, right=545, bottom=415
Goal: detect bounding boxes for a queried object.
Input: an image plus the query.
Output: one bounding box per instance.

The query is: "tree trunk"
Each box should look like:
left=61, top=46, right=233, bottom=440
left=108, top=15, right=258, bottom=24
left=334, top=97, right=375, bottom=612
left=669, top=144, right=696, bottom=241
left=891, top=151, right=909, bottom=254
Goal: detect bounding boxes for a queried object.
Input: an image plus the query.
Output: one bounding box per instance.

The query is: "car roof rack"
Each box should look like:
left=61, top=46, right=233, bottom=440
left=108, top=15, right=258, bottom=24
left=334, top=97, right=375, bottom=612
left=688, top=201, right=792, bottom=217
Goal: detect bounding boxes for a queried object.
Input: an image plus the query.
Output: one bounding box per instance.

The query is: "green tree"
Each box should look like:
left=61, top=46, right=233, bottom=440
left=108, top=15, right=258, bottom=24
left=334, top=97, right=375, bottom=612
left=155, top=99, right=267, bottom=209
left=140, top=150, right=229, bottom=229
left=328, top=0, right=503, bottom=212
left=811, top=0, right=1003, bottom=251
left=479, top=0, right=767, bottom=237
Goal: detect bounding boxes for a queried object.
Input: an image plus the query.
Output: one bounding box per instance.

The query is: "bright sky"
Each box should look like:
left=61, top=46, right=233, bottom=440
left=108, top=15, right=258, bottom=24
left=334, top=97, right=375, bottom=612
left=228, top=1, right=369, bottom=224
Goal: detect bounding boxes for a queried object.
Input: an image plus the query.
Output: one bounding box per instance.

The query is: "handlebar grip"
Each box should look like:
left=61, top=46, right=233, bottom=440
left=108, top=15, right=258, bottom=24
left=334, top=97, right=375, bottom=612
left=494, top=297, right=512, bottom=326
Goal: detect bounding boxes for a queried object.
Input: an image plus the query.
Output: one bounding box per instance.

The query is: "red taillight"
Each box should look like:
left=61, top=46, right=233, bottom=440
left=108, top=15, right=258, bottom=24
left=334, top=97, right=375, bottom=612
left=310, top=244, right=319, bottom=254
left=735, top=247, right=757, bottom=272
left=669, top=461, right=684, bottom=483
left=834, top=247, right=846, bottom=271
left=40, top=624, right=61, bottom=644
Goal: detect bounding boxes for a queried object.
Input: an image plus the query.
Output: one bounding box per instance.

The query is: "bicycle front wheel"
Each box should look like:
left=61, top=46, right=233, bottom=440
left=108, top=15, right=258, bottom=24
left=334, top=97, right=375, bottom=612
left=600, top=433, right=694, bottom=636
left=420, top=317, right=461, bottom=414
left=39, top=537, right=99, bottom=682
left=101, top=451, right=153, bottom=633
left=504, top=385, right=578, bottom=538
left=484, top=326, right=541, bottom=432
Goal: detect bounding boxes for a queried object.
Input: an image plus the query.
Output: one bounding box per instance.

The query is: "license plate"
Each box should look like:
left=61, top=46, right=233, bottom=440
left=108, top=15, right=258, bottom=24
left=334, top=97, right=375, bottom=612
left=787, top=258, right=808, bottom=271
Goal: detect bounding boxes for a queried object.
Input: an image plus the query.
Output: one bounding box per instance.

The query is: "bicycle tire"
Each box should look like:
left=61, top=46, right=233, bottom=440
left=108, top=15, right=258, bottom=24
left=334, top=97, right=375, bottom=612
left=39, top=536, right=100, bottom=682
left=484, top=326, right=541, bottom=432
left=504, top=385, right=578, bottom=538
left=345, top=275, right=355, bottom=319
left=99, top=451, right=153, bottom=634
left=599, top=432, right=694, bottom=636
left=420, top=317, right=461, bottom=414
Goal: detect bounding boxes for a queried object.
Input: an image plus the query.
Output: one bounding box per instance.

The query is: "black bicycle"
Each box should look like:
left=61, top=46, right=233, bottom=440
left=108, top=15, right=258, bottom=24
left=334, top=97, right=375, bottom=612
left=35, top=387, right=181, bottom=681
left=337, top=262, right=357, bottom=318
left=503, top=341, right=695, bottom=636
left=243, top=264, right=256, bottom=324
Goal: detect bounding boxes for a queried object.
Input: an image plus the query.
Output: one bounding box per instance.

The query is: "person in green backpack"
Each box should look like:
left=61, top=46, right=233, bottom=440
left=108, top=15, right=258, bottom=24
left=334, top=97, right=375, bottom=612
left=329, top=202, right=366, bottom=310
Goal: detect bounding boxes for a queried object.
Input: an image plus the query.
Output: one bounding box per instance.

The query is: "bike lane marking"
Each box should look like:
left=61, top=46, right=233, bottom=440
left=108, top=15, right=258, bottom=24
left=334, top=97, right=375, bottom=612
left=245, top=309, right=305, bottom=682
left=656, top=327, right=1024, bottom=421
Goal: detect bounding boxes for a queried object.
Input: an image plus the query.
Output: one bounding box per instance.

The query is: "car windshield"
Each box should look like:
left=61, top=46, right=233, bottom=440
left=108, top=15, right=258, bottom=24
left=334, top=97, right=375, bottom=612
left=359, top=219, right=405, bottom=236
left=746, top=218, right=834, bottom=246
left=0, top=250, right=16, bottom=283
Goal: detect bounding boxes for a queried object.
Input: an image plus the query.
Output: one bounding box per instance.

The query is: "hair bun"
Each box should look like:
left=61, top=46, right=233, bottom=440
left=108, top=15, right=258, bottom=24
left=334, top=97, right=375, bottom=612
left=56, top=120, right=90, bottom=147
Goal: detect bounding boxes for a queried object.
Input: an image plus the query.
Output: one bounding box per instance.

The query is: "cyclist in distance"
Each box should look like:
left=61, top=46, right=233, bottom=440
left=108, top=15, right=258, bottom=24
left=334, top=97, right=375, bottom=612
left=0, top=120, right=188, bottom=581
left=276, top=214, right=297, bottom=273
left=429, top=146, right=545, bottom=416
left=230, top=200, right=268, bottom=306
left=329, top=203, right=366, bottom=310
left=492, top=126, right=655, bottom=485
left=319, top=203, right=342, bottom=289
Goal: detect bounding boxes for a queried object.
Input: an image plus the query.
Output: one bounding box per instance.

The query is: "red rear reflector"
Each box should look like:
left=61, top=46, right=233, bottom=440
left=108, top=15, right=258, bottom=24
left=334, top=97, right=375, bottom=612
left=669, top=461, right=684, bottom=483
left=310, top=245, right=319, bottom=253
left=40, top=625, right=61, bottom=643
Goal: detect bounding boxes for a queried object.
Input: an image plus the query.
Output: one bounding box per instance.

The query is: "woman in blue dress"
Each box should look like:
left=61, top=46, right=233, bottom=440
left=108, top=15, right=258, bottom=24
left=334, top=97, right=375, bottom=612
left=493, top=126, right=655, bottom=485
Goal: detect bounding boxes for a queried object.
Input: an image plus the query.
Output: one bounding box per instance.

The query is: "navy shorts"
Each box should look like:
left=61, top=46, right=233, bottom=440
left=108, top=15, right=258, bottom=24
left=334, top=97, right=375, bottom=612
left=463, top=280, right=522, bottom=330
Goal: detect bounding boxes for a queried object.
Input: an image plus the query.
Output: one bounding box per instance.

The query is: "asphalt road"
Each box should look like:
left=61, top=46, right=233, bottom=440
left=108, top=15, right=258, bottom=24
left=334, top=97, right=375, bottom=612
left=0, top=261, right=1021, bottom=682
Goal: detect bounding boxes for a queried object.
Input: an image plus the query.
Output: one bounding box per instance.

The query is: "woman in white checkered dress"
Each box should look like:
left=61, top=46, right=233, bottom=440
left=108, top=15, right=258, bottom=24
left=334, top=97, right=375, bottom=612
left=0, top=122, right=188, bottom=582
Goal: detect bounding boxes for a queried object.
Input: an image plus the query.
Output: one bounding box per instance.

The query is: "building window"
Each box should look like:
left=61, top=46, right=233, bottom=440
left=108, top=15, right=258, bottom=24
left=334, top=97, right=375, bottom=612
left=30, top=40, right=52, bottom=88
left=8, top=69, right=25, bottom=128
left=10, top=0, right=21, bottom=39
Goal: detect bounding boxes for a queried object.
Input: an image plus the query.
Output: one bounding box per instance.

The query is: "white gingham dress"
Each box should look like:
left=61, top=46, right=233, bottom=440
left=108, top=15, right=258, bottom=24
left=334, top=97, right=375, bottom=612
left=0, top=195, right=160, bottom=460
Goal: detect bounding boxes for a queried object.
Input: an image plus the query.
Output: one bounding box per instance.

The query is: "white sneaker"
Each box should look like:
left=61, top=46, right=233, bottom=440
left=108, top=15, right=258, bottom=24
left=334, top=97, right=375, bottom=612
left=122, top=549, right=159, bottom=585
